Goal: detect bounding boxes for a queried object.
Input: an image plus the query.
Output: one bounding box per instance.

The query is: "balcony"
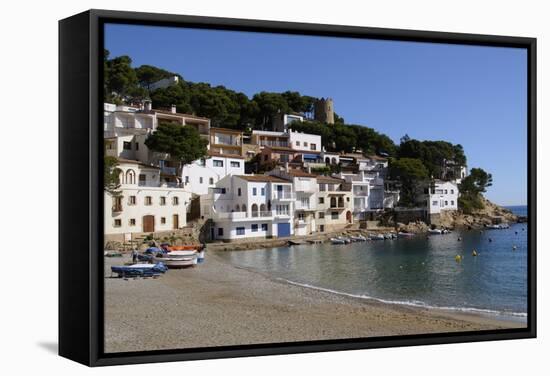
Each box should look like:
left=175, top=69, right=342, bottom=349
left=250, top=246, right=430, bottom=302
left=260, top=140, right=289, bottom=148
left=112, top=205, right=123, bottom=213
left=329, top=197, right=348, bottom=210
left=251, top=211, right=273, bottom=218
left=272, top=191, right=295, bottom=201
left=213, top=210, right=275, bottom=221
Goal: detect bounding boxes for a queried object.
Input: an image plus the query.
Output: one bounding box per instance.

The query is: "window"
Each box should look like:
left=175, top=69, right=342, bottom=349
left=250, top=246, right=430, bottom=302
left=209, top=177, right=214, bottom=185
left=331, top=212, right=338, bottom=220
left=298, top=213, right=305, bottom=220
left=236, top=227, right=245, bottom=235
left=252, top=187, right=257, bottom=196
left=139, top=174, right=146, bottom=184
left=123, top=141, right=132, bottom=150
left=319, top=224, right=325, bottom=232
left=451, top=200, right=455, bottom=206
left=432, top=201, right=438, bottom=206
left=160, top=217, right=166, bottom=224
left=318, top=212, right=325, bottom=219
left=199, top=177, right=203, bottom=184
left=231, top=161, right=240, bottom=168
left=304, top=142, right=308, bottom=147
left=218, top=228, right=224, bottom=236
left=199, top=158, right=206, bottom=166
left=145, top=196, right=152, bottom=205
left=310, top=143, right=316, bottom=150
left=173, top=196, right=179, bottom=205
left=129, top=218, right=136, bottom=226
left=261, top=187, right=265, bottom=196
left=261, top=223, right=268, bottom=231
left=445, top=189, right=448, bottom=194
left=135, top=142, right=139, bottom=150
left=128, top=195, right=136, bottom=205
left=160, top=196, right=166, bottom=206
left=296, top=141, right=300, bottom=146
left=346, top=197, right=350, bottom=202
left=251, top=224, right=258, bottom=232
left=185, top=176, right=189, bottom=184
left=221, top=188, right=226, bottom=194
left=318, top=197, right=324, bottom=204
left=114, top=219, right=122, bottom=227
left=213, top=159, right=223, bottom=167
left=445, top=201, right=448, bottom=206
left=451, top=189, right=454, bottom=194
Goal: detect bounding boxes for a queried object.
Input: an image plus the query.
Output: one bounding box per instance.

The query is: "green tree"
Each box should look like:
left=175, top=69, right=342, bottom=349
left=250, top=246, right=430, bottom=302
left=105, top=55, right=138, bottom=99
left=135, top=65, right=177, bottom=90
left=389, top=157, right=429, bottom=206
left=458, top=168, right=492, bottom=214
left=145, top=123, right=208, bottom=171
left=104, top=156, right=121, bottom=195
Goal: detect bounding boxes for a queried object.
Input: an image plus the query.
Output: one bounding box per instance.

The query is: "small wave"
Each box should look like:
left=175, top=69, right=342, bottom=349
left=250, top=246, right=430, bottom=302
left=278, top=278, right=527, bottom=319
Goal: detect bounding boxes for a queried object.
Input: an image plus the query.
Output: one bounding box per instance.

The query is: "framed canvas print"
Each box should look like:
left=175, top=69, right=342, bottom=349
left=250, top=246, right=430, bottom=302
left=59, top=9, right=536, bottom=366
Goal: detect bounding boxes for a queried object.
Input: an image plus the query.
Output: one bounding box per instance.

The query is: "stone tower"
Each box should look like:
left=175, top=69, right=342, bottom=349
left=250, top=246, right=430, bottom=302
left=314, top=97, right=335, bottom=124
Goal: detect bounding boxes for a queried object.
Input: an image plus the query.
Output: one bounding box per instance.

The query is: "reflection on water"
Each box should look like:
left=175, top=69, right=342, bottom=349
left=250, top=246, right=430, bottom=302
left=221, top=223, right=528, bottom=317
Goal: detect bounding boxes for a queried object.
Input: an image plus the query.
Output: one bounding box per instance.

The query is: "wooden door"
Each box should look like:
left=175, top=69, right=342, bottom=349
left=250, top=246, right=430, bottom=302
left=173, top=214, right=179, bottom=229
left=143, top=215, right=155, bottom=233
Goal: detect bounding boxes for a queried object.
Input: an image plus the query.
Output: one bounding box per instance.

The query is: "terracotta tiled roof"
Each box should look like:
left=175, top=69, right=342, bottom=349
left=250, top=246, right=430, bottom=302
left=236, top=175, right=290, bottom=183
left=115, top=158, right=159, bottom=169
left=316, top=175, right=344, bottom=184
left=208, top=151, right=245, bottom=159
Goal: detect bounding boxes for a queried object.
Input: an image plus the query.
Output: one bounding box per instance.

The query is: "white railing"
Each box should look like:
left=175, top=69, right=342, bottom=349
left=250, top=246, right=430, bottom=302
left=272, top=191, right=295, bottom=200
left=251, top=211, right=273, bottom=218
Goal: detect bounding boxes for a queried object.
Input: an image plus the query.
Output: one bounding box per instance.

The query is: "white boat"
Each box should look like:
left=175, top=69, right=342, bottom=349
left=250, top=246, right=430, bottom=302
left=397, top=232, right=415, bottom=237
left=154, top=250, right=198, bottom=269
left=350, top=235, right=367, bottom=242
left=337, top=236, right=351, bottom=244
left=330, top=238, right=346, bottom=245
left=370, top=234, right=385, bottom=240
left=428, top=229, right=442, bottom=234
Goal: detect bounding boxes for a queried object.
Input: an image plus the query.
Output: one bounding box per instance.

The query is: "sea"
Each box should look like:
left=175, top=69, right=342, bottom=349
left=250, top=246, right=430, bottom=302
left=220, top=205, right=528, bottom=320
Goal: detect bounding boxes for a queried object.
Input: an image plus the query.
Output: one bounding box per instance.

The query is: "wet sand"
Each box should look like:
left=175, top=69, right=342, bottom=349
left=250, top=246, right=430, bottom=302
left=104, top=252, right=525, bottom=353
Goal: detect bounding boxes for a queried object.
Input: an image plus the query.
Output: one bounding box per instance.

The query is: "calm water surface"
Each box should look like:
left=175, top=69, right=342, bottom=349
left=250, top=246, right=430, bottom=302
left=220, top=207, right=528, bottom=319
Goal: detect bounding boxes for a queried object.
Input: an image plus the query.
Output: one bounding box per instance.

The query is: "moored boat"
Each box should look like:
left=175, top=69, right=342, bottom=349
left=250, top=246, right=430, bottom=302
left=330, top=238, right=346, bottom=245
left=350, top=235, right=367, bottom=242
left=428, top=228, right=442, bottom=235
left=369, top=233, right=385, bottom=240
left=397, top=232, right=415, bottom=237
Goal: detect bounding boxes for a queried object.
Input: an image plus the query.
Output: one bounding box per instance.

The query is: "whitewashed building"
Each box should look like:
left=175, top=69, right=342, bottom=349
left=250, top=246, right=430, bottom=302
left=104, top=159, right=192, bottom=241
left=202, top=175, right=294, bottom=240
left=181, top=151, right=245, bottom=196
left=268, top=168, right=319, bottom=236
left=425, top=180, right=459, bottom=214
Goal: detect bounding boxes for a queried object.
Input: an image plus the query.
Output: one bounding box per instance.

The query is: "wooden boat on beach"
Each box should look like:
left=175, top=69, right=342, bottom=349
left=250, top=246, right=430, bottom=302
left=153, top=250, right=198, bottom=269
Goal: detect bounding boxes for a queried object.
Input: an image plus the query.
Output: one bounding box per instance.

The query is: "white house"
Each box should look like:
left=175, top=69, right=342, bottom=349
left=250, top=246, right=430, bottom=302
left=425, top=180, right=459, bottom=214
left=104, top=159, right=192, bottom=242
left=147, top=75, right=179, bottom=91
left=181, top=151, right=245, bottom=196
left=288, top=131, right=321, bottom=153
left=202, top=175, right=294, bottom=241
left=273, top=113, right=304, bottom=132
left=268, top=168, right=318, bottom=236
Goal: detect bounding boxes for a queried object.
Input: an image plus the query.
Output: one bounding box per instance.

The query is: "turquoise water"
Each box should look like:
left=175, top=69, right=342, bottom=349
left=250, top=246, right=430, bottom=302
left=221, top=209, right=528, bottom=319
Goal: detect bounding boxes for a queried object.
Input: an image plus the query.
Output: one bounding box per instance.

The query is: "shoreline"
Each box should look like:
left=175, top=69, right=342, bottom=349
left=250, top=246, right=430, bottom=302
left=104, top=251, right=525, bottom=353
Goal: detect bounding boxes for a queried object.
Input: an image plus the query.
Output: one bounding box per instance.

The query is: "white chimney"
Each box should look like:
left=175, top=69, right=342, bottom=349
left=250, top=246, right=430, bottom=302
left=171, top=104, right=177, bottom=114
left=143, top=99, right=152, bottom=112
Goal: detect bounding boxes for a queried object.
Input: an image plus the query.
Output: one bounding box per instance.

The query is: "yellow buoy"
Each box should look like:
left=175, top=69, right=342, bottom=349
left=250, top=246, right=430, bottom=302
left=472, top=250, right=477, bottom=257
left=455, top=255, right=462, bottom=262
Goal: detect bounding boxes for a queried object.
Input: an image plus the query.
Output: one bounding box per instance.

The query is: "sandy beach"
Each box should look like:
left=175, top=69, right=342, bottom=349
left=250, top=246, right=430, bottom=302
left=104, top=252, right=525, bottom=353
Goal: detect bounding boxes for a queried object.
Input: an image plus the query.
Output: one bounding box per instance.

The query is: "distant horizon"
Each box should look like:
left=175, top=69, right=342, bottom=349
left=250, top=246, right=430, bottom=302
left=105, top=23, right=528, bottom=207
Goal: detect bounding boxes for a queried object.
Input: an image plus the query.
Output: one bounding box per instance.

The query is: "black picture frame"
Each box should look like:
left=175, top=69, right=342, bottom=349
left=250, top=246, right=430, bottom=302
left=59, top=9, right=537, bottom=367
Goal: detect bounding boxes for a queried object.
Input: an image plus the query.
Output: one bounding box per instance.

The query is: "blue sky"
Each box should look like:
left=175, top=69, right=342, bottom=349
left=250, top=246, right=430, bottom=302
left=105, top=24, right=528, bottom=206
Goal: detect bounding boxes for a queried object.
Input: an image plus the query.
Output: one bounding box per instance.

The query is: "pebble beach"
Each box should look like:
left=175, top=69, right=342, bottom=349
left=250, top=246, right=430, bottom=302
left=104, top=252, right=525, bottom=353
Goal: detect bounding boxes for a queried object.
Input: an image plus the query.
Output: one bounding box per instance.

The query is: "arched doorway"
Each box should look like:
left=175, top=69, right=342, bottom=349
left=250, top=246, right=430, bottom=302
left=143, top=215, right=155, bottom=232
left=346, top=211, right=352, bottom=223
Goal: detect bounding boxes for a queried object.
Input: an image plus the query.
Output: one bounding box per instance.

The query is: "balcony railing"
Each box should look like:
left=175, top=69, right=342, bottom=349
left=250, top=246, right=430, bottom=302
left=251, top=211, right=273, bottom=218
left=272, top=191, right=295, bottom=200
left=260, top=140, right=289, bottom=148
